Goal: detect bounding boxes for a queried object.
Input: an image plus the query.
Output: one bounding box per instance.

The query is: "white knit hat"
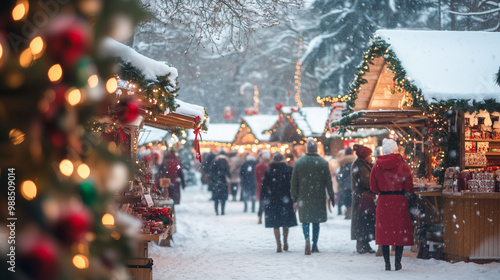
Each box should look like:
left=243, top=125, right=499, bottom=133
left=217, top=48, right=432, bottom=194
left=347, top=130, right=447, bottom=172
left=260, top=149, right=270, bottom=160
left=382, top=138, right=398, bottom=155
left=306, top=137, right=318, bottom=153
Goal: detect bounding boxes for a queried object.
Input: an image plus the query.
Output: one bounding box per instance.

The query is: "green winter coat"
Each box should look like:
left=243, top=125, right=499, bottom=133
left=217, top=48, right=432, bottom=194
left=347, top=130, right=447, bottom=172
left=291, top=153, right=335, bottom=223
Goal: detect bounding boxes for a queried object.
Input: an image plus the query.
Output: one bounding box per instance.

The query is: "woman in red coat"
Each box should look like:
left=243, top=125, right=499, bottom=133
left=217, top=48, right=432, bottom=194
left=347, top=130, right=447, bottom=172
left=370, top=138, right=414, bottom=271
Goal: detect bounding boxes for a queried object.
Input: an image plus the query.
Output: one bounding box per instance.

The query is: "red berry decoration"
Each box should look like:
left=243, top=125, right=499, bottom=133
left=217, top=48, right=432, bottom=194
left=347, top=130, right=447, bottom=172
left=117, top=98, right=140, bottom=123
left=45, top=15, right=90, bottom=68
left=19, top=236, right=60, bottom=280
left=55, top=207, right=93, bottom=244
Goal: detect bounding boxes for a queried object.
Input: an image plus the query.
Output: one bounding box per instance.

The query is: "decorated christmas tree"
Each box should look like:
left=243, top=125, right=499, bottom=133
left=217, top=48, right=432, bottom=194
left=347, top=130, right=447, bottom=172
left=0, top=0, right=147, bottom=279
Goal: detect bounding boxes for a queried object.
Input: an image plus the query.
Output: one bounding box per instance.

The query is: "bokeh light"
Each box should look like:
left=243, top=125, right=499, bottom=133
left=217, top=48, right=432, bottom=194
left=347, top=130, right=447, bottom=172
left=48, top=64, right=63, bottom=82
left=21, top=180, right=37, bottom=200
left=101, top=213, right=115, bottom=227
left=72, top=254, right=89, bottom=269
left=88, top=74, right=99, bottom=88
left=67, top=88, right=82, bottom=106
left=77, top=163, right=90, bottom=179
left=59, top=159, right=74, bottom=176
left=106, top=77, right=117, bottom=93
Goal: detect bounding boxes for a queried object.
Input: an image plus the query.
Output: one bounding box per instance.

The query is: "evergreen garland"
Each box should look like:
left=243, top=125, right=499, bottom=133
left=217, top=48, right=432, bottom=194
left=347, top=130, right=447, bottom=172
left=119, top=60, right=179, bottom=118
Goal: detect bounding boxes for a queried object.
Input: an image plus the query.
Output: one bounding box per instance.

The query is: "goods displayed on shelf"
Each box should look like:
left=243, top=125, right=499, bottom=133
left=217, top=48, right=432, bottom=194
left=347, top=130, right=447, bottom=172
left=464, top=110, right=500, bottom=168
left=133, top=207, right=174, bottom=235
left=443, top=167, right=500, bottom=193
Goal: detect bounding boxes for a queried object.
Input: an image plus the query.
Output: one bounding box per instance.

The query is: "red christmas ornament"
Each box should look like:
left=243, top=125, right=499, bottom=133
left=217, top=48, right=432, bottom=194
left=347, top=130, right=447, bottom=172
left=116, top=98, right=140, bottom=123
left=19, top=236, right=59, bottom=279
left=55, top=207, right=93, bottom=244
left=45, top=16, right=90, bottom=68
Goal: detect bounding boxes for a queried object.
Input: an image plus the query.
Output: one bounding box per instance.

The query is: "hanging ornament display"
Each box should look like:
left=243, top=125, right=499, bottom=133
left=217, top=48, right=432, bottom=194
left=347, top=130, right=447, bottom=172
left=18, top=236, right=60, bottom=280
left=115, top=97, right=140, bottom=123
left=45, top=15, right=91, bottom=68
left=54, top=207, right=93, bottom=244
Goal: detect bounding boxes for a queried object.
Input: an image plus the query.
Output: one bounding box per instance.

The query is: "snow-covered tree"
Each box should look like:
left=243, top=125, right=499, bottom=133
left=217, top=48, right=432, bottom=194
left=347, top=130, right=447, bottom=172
left=449, top=0, right=500, bottom=31
left=301, top=0, right=438, bottom=99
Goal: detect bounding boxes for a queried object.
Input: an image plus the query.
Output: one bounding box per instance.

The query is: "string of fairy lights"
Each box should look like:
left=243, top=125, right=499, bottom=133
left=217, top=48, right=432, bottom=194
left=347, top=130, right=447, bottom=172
left=253, top=85, right=259, bottom=112
left=294, top=38, right=303, bottom=108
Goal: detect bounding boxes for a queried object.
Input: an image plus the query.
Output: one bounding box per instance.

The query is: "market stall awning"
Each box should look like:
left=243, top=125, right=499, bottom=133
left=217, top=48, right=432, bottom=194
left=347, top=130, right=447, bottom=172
left=138, top=125, right=169, bottom=146
left=332, top=109, right=426, bottom=129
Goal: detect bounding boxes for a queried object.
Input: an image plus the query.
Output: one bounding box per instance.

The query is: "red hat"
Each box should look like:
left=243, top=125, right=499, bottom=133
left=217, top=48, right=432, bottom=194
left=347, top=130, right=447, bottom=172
left=353, top=144, right=372, bottom=159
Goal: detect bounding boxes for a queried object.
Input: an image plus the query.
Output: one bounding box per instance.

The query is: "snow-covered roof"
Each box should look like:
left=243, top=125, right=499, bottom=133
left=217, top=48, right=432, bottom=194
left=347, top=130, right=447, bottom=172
left=138, top=125, right=169, bottom=146
left=169, top=99, right=206, bottom=123
left=282, top=106, right=331, bottom=136
left=331, top=128, right=389, bottom=139
left=100, top=37, right=178, bottom=86
left=376, top=30, right=500, bottom=102
left=241, top=115, right=279, bottom=141
left=187, top=123, right=240, bottom=143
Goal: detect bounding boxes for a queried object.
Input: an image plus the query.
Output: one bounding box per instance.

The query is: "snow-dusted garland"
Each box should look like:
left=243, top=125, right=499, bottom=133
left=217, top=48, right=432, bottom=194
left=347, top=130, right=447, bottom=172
left=119, top=60, right=179, bottom=117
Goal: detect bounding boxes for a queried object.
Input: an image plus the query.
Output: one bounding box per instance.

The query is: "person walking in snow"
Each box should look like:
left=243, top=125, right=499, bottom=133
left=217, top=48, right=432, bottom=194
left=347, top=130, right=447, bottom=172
left=158, top=150, right=186, bottom=205
left=291, top=137, right=335, bottom=255
left=240, top=154, right=258, bottom=213
left=209, top=151, right=231, bottom=215
left=370, top=138, right=414, bottom=271
left=228, top=150, right=244, bottom=201
left=336, top=147, right=356, bottom=218
left=255, top=149, right=271, bottom=224
left=351, top=144, right=376, bottom=254
left=261, top=152, right=298, bottom=253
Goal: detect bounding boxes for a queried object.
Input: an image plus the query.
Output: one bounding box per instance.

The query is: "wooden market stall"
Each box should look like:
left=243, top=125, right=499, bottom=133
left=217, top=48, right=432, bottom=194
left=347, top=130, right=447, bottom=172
left=331, top=29, right=500, bottom=263
left=99, top=38, right=208, bottom=279
left=232, top=114, right=279, bottom=154
left=265, top=106, right=331, bottom=156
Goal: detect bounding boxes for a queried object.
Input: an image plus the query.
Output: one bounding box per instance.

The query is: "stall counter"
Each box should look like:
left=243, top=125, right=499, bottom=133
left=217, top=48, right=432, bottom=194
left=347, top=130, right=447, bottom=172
left=442, top=192, right=500, bottom=262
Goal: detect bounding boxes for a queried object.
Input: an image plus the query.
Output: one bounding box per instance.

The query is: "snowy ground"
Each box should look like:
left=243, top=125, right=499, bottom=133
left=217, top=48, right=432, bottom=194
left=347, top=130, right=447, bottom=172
left=149, top=181, right=500, bottom=280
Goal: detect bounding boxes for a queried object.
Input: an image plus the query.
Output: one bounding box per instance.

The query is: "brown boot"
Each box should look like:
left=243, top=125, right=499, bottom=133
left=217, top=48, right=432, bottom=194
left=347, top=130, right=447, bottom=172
left=305, top=241, right=311, bottom=255
left=258, top=216, right=262, bottom=224
left=274, top=228, right=282, bottom=253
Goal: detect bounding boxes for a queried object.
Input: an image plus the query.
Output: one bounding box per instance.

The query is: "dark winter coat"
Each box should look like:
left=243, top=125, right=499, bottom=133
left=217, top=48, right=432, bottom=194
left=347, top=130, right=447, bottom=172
left=209, top=155, right=231, bottom=201
left=261, top=162, right=298, bottom=228
left=291, top=154, right=335, bottom=224
left=158, top=152, right=185, bottom=204
left=336, top=154, right=356, bottom=208
left=350, top=158, right=375, bottom=241
left=254, top=161, right=269, bottom=200
left=370, top=153, right=414, bottom=246
left=240, top=160, right=257, bottom=193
